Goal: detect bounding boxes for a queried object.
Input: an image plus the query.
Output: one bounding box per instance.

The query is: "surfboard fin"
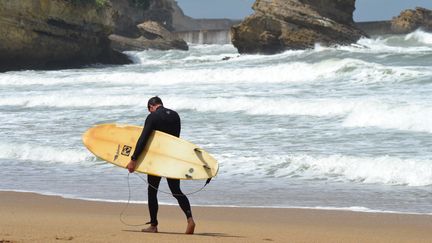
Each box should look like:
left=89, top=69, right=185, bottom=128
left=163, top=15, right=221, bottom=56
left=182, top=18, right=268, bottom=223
left=194, top=148, right=202, bottom=153
left=203, top=164, right=211, bottom=170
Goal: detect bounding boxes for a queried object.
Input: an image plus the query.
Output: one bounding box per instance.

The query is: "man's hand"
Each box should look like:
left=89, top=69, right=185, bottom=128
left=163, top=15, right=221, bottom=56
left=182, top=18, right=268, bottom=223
left=126, top=160, right=137, bottom=173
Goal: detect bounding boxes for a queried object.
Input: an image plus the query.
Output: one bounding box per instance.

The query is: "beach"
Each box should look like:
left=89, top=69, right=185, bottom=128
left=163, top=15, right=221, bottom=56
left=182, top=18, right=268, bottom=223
left=1, top=1, right=432, bottom=242
left=1, top=191, right=432, bottom=243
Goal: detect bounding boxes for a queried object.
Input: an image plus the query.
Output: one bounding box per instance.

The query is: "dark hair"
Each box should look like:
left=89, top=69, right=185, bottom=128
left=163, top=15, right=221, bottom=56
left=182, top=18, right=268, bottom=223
left=147, top=96, right=163, bottom=109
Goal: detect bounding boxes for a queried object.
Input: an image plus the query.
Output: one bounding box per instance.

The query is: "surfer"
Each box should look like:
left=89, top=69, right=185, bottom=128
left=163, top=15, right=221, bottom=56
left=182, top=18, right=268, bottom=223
left=126, top=96, right=196, bottom=234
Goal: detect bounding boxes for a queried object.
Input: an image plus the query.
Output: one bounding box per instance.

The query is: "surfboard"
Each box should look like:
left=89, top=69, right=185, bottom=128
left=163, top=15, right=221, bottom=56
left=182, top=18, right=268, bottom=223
left=82, top=123, right=218, bottom=180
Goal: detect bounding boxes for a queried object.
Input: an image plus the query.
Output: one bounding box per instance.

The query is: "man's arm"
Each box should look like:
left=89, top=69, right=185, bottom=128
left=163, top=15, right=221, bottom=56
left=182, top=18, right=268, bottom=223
left=127, top=115, right=155, bottom=173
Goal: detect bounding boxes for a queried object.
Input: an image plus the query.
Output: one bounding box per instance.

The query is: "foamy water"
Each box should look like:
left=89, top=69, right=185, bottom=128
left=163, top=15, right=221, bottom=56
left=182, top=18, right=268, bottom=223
left=1, top=30, right=432, bottom=214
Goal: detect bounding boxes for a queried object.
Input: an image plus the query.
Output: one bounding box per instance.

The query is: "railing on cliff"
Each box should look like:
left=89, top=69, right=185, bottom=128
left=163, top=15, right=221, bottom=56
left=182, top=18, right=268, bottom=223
left=174, top=29, right=232, bottom=44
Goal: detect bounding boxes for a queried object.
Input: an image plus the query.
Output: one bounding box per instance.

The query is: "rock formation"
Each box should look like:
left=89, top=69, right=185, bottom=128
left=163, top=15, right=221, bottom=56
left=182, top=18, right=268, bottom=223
left=231, top=0, right=367, bottom=54
left=109, top=21, right=188, bottom=51
left=110, top=0, right=174, bottom=35
left=109, top=0, right=188, bottom=51
left=391, top=7, right=432, bottom=34
left=108, top=0, right=145, bottom=37
left=0, top=0, right=131, bottom=72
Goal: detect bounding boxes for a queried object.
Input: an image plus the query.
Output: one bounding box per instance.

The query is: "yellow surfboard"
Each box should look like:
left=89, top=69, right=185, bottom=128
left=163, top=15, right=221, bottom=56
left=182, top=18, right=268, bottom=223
left=82, top=123, right=218, bottom=180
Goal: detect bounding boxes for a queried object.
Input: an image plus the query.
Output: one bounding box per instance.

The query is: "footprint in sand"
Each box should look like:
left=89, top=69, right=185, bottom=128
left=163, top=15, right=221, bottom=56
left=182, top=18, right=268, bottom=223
left=55, top=236, right=74, bottom=241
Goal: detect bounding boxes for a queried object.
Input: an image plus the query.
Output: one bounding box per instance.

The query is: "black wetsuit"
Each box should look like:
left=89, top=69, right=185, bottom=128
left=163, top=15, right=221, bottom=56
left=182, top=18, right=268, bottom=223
left=131, top=106, right=192, bottom=226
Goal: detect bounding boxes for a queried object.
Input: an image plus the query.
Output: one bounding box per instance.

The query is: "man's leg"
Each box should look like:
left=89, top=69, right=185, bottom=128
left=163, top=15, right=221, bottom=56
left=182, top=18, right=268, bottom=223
left=167, top=178, right=195, bottom=234
left=142, top=175, right=161, bottom=233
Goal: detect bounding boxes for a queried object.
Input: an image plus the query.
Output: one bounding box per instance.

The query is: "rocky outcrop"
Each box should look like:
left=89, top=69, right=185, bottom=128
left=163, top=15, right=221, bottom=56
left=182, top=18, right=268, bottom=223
left=231, top=0, right=367, bottom=54
left=0, top=0, right=131, bottom=72
left=110, top=0, right=175, bottom=36
left=109, top=0, right=145, bottom=37
left=109, top=21, right=188, bottom=51
left=391, top=7, right=432, bottom=34
left=142, top=0, right=175, bottom=30
left=109, top=0, right=187, bottom=51
left=356, top=7, right=432, bottom=36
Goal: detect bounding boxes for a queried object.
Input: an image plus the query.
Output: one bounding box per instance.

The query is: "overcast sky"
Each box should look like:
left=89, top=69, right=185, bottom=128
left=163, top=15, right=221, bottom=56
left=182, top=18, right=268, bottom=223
left=175, top=0, right=432, bottom=22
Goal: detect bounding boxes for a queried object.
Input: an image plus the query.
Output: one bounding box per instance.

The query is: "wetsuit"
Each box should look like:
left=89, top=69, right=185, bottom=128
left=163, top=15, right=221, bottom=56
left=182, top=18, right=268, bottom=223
left=131, top=106, right=192, bottom=226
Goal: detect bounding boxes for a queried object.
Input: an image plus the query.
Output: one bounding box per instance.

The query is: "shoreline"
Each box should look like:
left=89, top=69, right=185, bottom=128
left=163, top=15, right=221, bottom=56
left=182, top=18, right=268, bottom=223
left=3, top=189, right=432, bottom=216
left=1, top=191, right=432, bottom=243
left=1, top=189, right=431, bottom=216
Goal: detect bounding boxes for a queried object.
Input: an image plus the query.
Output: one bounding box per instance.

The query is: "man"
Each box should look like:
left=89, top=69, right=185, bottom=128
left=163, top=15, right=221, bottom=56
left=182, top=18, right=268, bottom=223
left=126, top=96, right=195, bottom=234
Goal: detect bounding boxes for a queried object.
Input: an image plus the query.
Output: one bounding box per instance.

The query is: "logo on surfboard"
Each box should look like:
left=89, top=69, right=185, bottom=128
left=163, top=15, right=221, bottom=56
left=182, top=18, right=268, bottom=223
left=121, top=145, right=132, bottom=156
left=114, top=144, right=132, bottom=161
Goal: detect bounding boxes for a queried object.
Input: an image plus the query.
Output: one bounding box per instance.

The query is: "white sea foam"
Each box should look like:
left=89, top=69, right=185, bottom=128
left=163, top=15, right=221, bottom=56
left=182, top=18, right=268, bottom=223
left=335, top=30, right=432, bottom=54
left=219, top=153, right=432, bottom=187
left=353, top=38, right=432, bottom=54
left=3, top=94, right=432, bottom=135
left=343, top=101, right=432, bottom=133
left=0, top=64, right=316, bottom=86
left=0, top=143, right=95, bottom=164
left=405, top=29, right=432, bottom=45
left=0, top=58, right=428, bottom=87
left=0, top=93, right=147, bottom=108
left=0, top=93, right=358, bottom=117
left=169, top=97, right=356, bottom=116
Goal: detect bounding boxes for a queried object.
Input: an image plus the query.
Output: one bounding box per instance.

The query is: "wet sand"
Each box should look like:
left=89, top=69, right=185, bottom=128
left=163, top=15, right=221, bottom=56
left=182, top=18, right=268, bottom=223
left=1, top=191, right=431, bottom=243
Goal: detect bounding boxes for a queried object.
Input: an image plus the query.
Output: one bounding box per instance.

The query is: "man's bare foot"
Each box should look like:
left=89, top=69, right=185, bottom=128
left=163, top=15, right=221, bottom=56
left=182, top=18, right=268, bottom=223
left=141, top=225, right=158, bottom=233
left=185, top=217, right=195, bottom=234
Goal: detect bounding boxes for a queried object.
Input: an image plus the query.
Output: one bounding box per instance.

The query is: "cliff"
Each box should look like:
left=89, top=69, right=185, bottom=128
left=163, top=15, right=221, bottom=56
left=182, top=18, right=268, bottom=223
left=0, top=0, right=131, bottom=72
left=231, top=0, right=367, bottom=54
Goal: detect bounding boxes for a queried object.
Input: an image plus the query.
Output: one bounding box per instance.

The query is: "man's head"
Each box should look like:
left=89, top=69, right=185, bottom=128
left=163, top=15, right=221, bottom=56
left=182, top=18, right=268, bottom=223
left=147, top=96, right=163, bottom=113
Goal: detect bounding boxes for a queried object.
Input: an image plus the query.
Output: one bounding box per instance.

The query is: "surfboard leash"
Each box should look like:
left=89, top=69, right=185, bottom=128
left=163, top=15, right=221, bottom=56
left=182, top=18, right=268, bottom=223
left=119, top=173, right=148, bottom=227
left=133, top=172, right=211, bottom=196
left=119, top=172, right=211, bottom=226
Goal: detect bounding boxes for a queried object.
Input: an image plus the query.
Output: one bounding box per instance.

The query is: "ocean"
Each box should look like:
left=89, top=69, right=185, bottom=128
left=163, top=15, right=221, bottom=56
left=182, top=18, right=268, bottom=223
left=1, top=30, right=431, bottom=215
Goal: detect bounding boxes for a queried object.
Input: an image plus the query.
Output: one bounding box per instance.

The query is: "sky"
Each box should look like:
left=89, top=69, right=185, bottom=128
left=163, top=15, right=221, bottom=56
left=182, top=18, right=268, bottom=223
left=175, top=0, right=432, bottom=22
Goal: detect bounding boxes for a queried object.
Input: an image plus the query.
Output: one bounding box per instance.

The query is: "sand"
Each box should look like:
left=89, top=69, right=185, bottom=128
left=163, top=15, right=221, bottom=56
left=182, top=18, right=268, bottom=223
left=1, top=191, right=432, bottom=243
